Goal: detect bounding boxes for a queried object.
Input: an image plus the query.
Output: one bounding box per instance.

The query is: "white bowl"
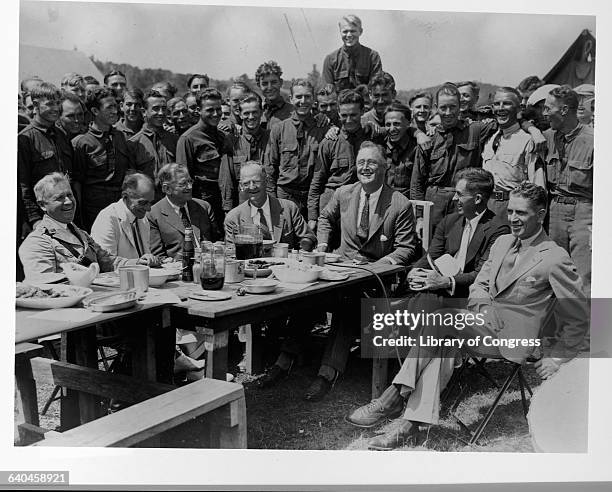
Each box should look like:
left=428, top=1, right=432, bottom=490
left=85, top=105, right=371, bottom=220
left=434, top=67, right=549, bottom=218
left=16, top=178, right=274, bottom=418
left=269, top=265, right=322, bottom=283
left=241, top=279, right=279, bottom=294
left=16, top=283, right=93, bottom=309
left=148, top=268, right=170, bottom=287
left=61, top=262, right=100, bottom=287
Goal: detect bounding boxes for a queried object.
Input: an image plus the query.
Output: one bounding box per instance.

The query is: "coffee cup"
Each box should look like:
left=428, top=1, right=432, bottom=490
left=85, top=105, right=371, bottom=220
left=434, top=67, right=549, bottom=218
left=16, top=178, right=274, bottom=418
left=225, top=259, right=245, bottom=283
left=273, top=242, right=289, bottom=258
left=118, top=265, right=149, bottom=296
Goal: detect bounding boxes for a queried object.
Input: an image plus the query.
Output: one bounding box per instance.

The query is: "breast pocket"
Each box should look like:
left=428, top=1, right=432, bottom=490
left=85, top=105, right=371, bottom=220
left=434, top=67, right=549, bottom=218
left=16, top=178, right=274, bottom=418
left=280, top=143, right=298, bottom=171
left=330, top=157, right=350, bottom=172
left=568, top=158, right=593, bottom=191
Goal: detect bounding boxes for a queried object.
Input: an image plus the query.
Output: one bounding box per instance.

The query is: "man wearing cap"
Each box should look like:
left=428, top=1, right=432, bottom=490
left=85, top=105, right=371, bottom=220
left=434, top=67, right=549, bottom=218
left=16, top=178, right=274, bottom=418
left=543, top=85, right=593, bottom=296
left=574, top=84, right=595, bottom=127
left=322, top=14, right=382, bottom=93
left=482, top=87, right=546, bottom=218
left=522, top=84, right=561, bottom=132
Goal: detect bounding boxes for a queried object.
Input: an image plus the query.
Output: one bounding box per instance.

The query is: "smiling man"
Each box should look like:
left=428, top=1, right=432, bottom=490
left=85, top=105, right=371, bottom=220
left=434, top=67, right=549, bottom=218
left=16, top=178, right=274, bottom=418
left=482, top=87, right=546, bottom=219
left=409, top=92, right=433, bottom=134
left=348, top=182, right=588, bottom=450
left=542, top=85, right=593, bottom=296
left=265, top=79, right=328, bottom=218
left=18, top=82, right=76, bottom=229
left=307, top=141, right=417, bottom=401
left=255, top=60, right=293, bottom=130
left=90, top=173, right=159, bottom=266
left=187, top=74, right=209, bottom=95
left=128, top=90, right=179, bottom=201
left=176, top=87, right=233, bottom=230
left=72, top=86, right=133, bottom=231
left=322, top=14, right=382, bottom=93
left=104, top=70, right=128, bottom=101
left=115, top=89, right=144, bottom=139
left=19, top=172, right=138, bottom=277
left=361, top=72, right=396, bottom=138
left=383, top=101, right=418, bottom=199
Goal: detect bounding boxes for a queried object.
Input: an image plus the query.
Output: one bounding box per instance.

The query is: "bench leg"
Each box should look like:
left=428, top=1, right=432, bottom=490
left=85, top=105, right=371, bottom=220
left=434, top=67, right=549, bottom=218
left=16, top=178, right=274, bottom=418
left=244, top=324, right=264, bottom=375
left=206, top=397, right=247, bottom=449
left=14, top=354, right=40, bottom=445
left=201, top=328, right=229, bottom=380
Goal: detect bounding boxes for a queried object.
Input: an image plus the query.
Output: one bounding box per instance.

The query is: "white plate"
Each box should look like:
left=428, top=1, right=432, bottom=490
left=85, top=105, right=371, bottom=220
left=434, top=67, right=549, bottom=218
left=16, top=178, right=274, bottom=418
left=16, top=284, right=93, bottom=310
left=319, top=269, right=349, bottom=282
left=189, top=290, right=232, bottom=301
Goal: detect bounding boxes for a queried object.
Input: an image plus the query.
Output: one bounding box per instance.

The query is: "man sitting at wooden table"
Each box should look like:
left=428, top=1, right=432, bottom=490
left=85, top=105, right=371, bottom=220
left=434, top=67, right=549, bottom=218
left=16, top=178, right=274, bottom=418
left=19, top=172, right=139, bottom=278
left=303, top=141, right=418, bottom=401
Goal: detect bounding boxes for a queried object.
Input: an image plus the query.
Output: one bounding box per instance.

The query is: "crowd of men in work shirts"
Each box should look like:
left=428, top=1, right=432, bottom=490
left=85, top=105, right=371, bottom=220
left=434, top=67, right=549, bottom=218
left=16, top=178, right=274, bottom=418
left=16, top=14, right=594, bottom=444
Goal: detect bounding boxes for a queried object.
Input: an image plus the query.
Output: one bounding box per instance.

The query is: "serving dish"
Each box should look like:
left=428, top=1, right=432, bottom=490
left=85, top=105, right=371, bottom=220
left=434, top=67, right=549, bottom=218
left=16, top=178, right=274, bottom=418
left=241, top=279, right=279, bottom=294
left=16, top=283, right=93, bottom=309
left=82, top=290, right=138, bottom=312
left=269, top=264, right=322, bottom=283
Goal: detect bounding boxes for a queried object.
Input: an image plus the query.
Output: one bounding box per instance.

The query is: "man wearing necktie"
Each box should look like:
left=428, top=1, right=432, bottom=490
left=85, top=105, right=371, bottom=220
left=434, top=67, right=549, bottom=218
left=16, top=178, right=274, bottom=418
left=303, top=141, right=417, bottom=401
left=91, top=173, right=160, bottom=266
left=347, top=182, right=589, bottom=450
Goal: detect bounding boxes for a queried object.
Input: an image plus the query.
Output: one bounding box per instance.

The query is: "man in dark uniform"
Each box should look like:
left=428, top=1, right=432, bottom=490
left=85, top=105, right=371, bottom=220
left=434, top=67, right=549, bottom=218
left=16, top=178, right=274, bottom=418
left=384, top=101, right=418, bottom=199
left=18, top=82, right=75, bottom=230
left=316, top=84, right=340, bottom=127
left=128, top=90, right=179, bottom=201
left=115, top=89, right=144, bottom=139
left=56, top=92, right=85, bottom=140
left=322, top=14, right=382, bottom=93
left=264, top=79, right=328, bottom=218
left=221, top=93, right=269, bottom=210
left=72, top=86, right=133, bottom=231
left=255, top=60, right=294, bottom=130
left=361, top=72, right=396, bottom=138
left=104, top=70, right=128, bottom=100
left=176, top=87, right=232, bottom=230
left=411, top=83, right=497, bottom=231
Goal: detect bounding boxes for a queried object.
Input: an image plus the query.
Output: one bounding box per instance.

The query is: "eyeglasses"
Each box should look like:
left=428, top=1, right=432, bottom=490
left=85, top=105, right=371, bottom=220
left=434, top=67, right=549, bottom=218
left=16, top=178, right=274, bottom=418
left=173, top=179, right=193, bottom=190
left=240, top=180, right=262, bottom=187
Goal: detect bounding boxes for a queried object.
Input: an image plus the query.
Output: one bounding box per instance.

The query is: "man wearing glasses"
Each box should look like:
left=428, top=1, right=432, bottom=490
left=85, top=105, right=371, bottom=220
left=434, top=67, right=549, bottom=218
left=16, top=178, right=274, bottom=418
left=148, top=163, right=220, bottom=260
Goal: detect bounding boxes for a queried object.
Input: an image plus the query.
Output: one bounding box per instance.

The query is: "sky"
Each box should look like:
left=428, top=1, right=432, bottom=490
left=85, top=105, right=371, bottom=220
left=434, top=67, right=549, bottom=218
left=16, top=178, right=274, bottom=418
left=19, top=1, right=595, bottom=90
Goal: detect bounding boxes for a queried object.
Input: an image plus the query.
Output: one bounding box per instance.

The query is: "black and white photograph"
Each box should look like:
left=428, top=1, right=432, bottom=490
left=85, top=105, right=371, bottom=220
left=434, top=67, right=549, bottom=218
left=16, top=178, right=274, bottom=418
left=8, top=0, right=609, bottom=488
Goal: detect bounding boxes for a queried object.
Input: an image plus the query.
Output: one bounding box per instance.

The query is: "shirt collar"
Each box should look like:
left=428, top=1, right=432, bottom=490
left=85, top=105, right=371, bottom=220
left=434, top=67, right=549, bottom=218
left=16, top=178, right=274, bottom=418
left=559, top=122, right=583, bottom=143
left=249, top=196, right=270, bottom=218
left=360, top=185, right=383, bottom=201
left=465, top=209, right=486, bottom=230
left=438, top=119, right=467, bottom=134
left=141, top=122, right=158, bottom=137
left=88, top=124, right=111, bottom=139
left=340, top=125, right=365, bottom=140
left=166, top=196, right=187, bottom=215
left=242, top=126, right=264, bottom=142
left=519, top=227, right=543, bottom=248
left=387, top=131, right=413, bottom=151
left=500, top=122, right=521, bottom=138
left=31, top=118, right=54, bottom=133
left=45, top=214, right=69, bottom=230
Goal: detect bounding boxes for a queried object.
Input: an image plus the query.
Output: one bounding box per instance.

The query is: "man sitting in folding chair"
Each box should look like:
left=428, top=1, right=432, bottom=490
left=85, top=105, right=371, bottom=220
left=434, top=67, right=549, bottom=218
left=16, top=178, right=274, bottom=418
left=346, top=182, right=590, bottom=450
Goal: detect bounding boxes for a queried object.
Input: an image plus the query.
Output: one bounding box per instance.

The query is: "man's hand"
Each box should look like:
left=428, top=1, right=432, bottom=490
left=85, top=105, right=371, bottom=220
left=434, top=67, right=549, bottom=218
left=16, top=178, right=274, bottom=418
left=408, top=268, right=451, bottom=290
left=415, top=217, right=424, bottom=240
left=415, top=130, right=432, bottom=150
left=324, top=125, right=339, bottom=141
left=534, top=357, right=563, bottom=380
left=217, top=121, right=234, bottom=134
left=308, top=219, right=317, bottom=233
left=314, top=113, right=330, bottom=128
left=138, top=254, right=161, bottom=267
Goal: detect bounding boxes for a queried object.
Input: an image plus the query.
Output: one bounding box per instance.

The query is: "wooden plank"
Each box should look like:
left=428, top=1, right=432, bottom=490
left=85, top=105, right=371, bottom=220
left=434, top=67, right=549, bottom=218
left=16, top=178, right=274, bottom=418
left=14, top=354, right=40, bottom=429
left=35, top=379, right=245, bottom=447
left=202, top=328, right=229, bottom=380
left=218, top=399, right=247, bottom=449
left=15, top=342, right=43, bottom=356
left=28, top=358, right=175, bottom=404
left=371, top=357, right=388, bottom=399
left=71, top=328, right=101, bottom=424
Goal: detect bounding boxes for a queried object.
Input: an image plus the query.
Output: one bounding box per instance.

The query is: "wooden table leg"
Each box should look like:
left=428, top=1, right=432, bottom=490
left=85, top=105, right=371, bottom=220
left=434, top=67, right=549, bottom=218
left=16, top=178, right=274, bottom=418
left=244, top=324, right=264, bottom=375
left=15, top=352, right=40, bottom=444
left=71, top=327, right=100, bottom=425
left=200, top=327, right=229, bottom=380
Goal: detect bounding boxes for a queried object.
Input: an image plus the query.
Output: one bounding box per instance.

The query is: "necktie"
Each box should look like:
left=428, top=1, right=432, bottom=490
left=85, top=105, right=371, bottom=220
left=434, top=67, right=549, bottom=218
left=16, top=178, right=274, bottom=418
left=455, top=220, right=473, bottom=272
left=491, top=131, right=503, bottom=154
left=180, top=206, right=191, bottom=229
left=497, top=238, right=522, bottom=288
left=257, top=208, right=272, bottom=240
left=357, top=193, right=370, bottom=242
left=132, top=219, right=143, bottom=257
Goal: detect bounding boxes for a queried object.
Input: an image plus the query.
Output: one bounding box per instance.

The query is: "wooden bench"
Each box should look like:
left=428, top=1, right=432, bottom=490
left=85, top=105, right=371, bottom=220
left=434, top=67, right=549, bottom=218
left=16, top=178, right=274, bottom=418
left=15, top=357, right=246, bottom=448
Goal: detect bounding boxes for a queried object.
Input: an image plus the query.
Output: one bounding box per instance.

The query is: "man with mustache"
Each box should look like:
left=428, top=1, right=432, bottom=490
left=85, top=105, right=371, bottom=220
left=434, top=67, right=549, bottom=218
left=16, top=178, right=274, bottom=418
left=176, top=87, right=233, bottom=230
left=322, top=14, right=382, bottom=93
left=265, top=79, right=328, bottom=218
left=128, top=89, right=179, bottom=201
left=72, top=86, right=133, bottom=231
left=482, top=87, right=546, bottom=219
left=304, top=141, right=417, bottom=401
left=18, top=82, right=75, bottom=231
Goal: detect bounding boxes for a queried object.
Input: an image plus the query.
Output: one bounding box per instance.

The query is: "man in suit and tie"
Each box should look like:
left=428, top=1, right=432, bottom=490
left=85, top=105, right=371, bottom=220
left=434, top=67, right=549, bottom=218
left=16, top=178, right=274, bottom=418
left=303, top=141, right=418, bottom=401
left=224, top=161, right=317, bottom=388
left=347, top=182, right=589, bottom=450
left=91, top=173, right=160, bottom=266
left=224, top=162, right=316, bottom=249
left=148, top=163, right=220, bottom=260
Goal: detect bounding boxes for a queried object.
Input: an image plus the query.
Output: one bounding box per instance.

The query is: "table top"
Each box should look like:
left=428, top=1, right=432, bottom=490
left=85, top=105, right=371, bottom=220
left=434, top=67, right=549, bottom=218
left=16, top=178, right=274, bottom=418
left=15, top=262, right=403, bottom=344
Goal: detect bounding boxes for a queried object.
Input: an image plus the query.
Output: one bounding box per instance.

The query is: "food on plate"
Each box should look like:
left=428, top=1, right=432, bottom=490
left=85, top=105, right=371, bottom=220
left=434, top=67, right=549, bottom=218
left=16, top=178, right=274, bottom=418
left=16, top=283, right=83, bottom=299
left=246, top=259, right=284, bottom=269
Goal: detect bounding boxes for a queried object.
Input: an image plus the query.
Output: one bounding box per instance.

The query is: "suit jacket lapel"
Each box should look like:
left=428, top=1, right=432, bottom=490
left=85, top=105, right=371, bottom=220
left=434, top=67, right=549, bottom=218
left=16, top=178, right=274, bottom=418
left=269, top=196, right=285, bottom=242
left=495, top=231, right=548, bottom=296
left=447, top=216, right=465, bottom=256
left=115, top=202, right=138, bottom=251
left=345, top=185, right=361, bottom=241
left=366, top=185, right=392, bottom=241
left=490, top=236, right=513, bottom=297
left=160, top=199, right=185, bottom=235
left=464, top=211, right=494, bottom=265
left=187, top=200, right=203, bottom=242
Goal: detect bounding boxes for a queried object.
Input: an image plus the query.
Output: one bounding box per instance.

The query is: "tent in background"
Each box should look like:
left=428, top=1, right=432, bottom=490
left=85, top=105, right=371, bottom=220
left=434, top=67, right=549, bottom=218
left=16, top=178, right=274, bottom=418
left=19, top=44, right=104, bottom=87
left=543, top=29, right=595, bottom=87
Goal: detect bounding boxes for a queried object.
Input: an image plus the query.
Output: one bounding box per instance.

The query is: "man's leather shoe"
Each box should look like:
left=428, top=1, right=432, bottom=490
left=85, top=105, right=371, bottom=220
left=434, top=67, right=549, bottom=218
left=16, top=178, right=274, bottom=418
left=346, top=397, right=404, bottom=428
left=257, top=364, right=289, bottom=388
left=304, top=376, right=332, bottom=401
left=368, top=419, right=416, bottom=451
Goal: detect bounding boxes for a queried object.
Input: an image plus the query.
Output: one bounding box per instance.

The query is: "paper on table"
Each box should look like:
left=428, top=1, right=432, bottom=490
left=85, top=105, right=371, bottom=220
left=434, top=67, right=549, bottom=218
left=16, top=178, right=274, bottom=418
left=431, top=254, right=462, bottom=277
left=139, top=288, right=182, bottom=305
left=29, top=308, right=100, bottom=322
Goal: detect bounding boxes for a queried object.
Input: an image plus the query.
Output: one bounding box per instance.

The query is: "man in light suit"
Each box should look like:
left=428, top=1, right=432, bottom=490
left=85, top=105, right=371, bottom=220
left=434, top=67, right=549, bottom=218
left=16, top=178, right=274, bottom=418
left=224, top=162, right=316, bottom=249
left=347, top=182, right=589, bottom=450
left=148, top=163, right=220, bottom=260
left=19, top=172, right=138, bottom=278
left=91, top=173, right=160, bottom=266
left=303, top=141, right=418, bottom=401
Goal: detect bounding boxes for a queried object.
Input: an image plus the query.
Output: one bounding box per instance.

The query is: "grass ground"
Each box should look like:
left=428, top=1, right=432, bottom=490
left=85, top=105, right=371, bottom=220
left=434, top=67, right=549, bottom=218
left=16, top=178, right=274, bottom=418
left=17, top=337, right=538, bottom=452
